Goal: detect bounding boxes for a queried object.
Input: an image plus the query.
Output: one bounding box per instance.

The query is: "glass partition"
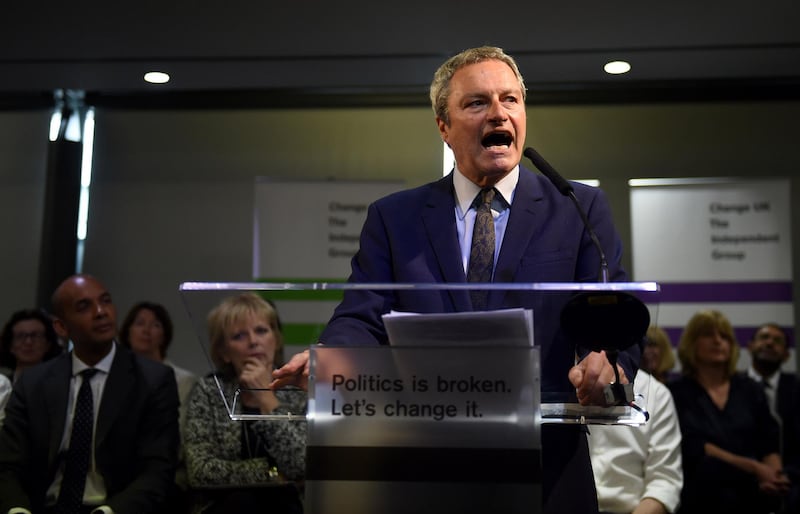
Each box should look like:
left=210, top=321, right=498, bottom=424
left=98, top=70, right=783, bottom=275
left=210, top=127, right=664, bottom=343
left=305, top=344, right=542, bottom=514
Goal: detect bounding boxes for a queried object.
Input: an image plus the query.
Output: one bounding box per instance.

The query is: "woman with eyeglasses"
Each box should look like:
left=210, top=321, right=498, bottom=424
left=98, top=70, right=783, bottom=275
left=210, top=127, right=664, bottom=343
left=0, top=308, right=62, bottom=383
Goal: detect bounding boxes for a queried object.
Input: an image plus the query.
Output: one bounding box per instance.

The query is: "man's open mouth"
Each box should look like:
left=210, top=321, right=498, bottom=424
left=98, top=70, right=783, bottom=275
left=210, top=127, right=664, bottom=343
left=482, top=131, right=513, bottom=148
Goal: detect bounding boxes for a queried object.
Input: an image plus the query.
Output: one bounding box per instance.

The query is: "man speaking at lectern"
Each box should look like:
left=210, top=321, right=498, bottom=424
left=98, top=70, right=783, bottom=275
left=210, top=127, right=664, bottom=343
left=273, top=46, right=639, bottom=513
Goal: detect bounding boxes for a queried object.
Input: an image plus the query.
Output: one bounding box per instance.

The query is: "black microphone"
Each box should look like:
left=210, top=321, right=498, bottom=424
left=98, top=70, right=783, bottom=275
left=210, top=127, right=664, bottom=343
left=524, top=147, right=608, bottom=282
left=524, top=146, right=649, bottom=405
left=523, top=146, right=573, bottom=196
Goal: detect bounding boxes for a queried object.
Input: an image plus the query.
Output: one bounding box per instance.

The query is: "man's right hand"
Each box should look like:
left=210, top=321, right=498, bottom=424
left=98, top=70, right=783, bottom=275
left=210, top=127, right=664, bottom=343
left=270, top=349, right=310, bottom=391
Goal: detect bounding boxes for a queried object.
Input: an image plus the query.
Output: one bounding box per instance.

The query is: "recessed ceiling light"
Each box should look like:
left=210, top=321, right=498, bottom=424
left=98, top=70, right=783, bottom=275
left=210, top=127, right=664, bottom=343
left=604, top=60, right=631, bottom=75
left=144, top=71, right=170, bottom=84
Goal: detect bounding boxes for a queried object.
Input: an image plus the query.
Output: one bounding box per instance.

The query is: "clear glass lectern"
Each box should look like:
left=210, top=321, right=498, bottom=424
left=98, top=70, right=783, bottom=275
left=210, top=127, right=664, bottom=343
left=179, top=281, right=660, bottom=514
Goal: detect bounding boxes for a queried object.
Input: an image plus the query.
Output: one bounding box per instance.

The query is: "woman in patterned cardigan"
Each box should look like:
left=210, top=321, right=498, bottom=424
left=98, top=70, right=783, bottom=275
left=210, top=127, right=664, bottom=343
left=184, top=293, right=307, bottom=514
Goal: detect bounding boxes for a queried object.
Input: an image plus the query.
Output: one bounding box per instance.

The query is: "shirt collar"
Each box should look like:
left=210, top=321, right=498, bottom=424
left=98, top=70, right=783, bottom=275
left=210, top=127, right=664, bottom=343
left=453, top=165, right=518, bottom=218
left=747, top=366, right=780, bottom=388
left=71, top=341, right=116, bottom=376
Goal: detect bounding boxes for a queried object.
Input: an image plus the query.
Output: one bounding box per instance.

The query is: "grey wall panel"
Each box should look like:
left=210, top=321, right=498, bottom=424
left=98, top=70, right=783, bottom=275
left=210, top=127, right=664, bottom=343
left=0, top=111, right=50, bottom=322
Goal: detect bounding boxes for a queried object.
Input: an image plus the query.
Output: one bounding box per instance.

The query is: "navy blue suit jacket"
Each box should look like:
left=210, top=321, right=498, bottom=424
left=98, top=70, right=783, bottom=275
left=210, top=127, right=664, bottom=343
left=0, top=344, right=179, bottom=514
left=319, top=166, right=639, bottom=513
left=321, top=166, right=639, bottom=396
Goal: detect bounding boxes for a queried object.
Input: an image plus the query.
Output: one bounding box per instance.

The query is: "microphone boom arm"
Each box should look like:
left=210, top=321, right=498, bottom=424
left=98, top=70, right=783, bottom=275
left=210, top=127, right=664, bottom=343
left=524, top=146, right=643, bottom=406
left=523, top=147, right=609, bottom=283
left=566, top=191, right=610, bottom=283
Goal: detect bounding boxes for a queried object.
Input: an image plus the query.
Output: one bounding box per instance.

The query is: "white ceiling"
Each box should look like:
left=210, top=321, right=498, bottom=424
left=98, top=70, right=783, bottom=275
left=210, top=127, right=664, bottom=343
left=2, top=1, right=799, bottom=103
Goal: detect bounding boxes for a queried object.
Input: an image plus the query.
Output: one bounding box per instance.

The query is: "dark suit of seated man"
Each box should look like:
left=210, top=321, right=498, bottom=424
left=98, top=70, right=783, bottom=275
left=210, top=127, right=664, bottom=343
left=746, top=323, right=800, bottom=513
left=0, top=274, right=180, bottom=514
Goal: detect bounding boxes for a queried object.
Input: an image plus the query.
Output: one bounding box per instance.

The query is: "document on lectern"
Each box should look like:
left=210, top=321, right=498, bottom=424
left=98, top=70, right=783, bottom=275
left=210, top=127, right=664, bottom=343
left=381, top=308, right=649, bottom=426
left=382, top=308, right=534, bottom=347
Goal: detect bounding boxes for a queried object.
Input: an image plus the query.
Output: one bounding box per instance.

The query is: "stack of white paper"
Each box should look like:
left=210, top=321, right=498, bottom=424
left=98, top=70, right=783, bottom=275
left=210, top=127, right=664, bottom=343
left=382, top=308, right=534, bottom=347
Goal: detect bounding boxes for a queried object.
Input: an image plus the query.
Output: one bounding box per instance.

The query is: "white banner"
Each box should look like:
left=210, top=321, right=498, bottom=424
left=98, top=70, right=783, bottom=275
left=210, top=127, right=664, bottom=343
left=253, top=179, right=403, bottom=280
left=253, top=179, right=403, bottom=346
left=630, top=178, right=794, bottom=370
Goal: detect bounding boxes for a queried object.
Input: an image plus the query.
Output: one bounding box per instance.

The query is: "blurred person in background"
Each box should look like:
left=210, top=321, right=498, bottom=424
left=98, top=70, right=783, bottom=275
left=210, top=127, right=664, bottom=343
left=0, top=308, right=62, bottom=383
left=641, top=326, right=677, bottom=384
left=120, top=300, right=198, bottom=512
left=120, top=301, right=197, bottom=420
left=746, top=322, right=800, bottom=513
left=669, top=310, right=789, bottom=513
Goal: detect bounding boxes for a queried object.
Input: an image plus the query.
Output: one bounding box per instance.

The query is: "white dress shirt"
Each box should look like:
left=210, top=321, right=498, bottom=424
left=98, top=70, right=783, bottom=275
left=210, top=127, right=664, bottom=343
left=588, top=371, right=683, bottom=513
left=747, top=366, right=780, bottom=418
left=46, top=344, right=116, bottom=508
left=452, top=165, right=518, bottom=276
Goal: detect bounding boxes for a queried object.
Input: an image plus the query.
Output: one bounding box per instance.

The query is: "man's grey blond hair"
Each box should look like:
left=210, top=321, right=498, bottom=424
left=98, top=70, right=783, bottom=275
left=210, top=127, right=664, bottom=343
left=430, top=46, right=527, bottom=125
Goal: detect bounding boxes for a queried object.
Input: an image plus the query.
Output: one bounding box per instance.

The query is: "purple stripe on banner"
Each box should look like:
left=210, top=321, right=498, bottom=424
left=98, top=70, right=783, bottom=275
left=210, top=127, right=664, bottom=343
left=657, top=281, right=793, bottom=303
left=662, top=326, right=795, bottom=348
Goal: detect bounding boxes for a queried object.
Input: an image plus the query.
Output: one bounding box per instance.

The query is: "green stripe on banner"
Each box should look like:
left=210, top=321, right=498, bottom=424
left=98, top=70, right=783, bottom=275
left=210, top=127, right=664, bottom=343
left=283, top=322, right=327, bottom=345
left=256, top=278, right=346, bottom=302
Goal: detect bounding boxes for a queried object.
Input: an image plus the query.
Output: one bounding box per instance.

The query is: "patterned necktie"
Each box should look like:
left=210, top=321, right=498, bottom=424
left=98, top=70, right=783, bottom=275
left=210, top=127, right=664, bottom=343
left=56, top=368, right=98, bottom=514
left=467, top=188, right=496, bottom=310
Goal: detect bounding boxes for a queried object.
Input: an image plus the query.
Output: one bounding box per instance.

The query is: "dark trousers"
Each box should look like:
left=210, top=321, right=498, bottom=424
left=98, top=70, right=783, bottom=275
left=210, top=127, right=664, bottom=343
left=541, top=424, right=599, bottom=514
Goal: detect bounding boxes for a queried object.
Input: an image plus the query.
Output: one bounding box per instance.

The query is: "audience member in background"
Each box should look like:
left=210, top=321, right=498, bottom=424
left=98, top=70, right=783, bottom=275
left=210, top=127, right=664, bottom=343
left=669, top=310, right=789, bottom=514
left=0, top=373, right=10, bottom=426
left=184, top=292, right=306, bottom=514
left=0, top=274, right=179, bottom=513
left=120, top=301, right=199, bottom=512
left=746, top=322, right=800, bottom=513
left=120, top=301, right=197, bottom=423
left=588, top=369, right=683, bottom=514
left=0, top=308, right=63, bottom=383
left=641, top=326, right=677, bottom=384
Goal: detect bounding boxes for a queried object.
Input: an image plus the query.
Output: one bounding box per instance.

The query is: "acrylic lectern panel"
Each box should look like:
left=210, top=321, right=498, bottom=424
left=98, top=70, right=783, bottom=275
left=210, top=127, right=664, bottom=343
left=178, top=281, right=660, bottom=425
left=305, top=345, right=541, bottom=514
left=179, top=281, right=660, bottom=512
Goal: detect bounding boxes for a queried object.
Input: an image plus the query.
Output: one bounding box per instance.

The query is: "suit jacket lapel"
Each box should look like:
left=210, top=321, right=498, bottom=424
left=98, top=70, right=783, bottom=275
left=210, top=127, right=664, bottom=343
left=490, top=167, right=546, bottom=308
left=778, top=373, right=793, bottom=417
left=422, top=174, right=471, bottom=311
left=45, top=355, right=72, bottom=465
left=95, top=346, right=133, bottom=449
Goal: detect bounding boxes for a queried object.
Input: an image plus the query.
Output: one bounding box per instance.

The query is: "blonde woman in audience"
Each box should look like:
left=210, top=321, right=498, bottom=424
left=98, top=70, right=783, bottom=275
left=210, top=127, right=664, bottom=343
left=669, top=310, right=789, bottom=513
left=641, top=326, right=676, bottom=384
left=184, top=293, right=306, bottom=514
